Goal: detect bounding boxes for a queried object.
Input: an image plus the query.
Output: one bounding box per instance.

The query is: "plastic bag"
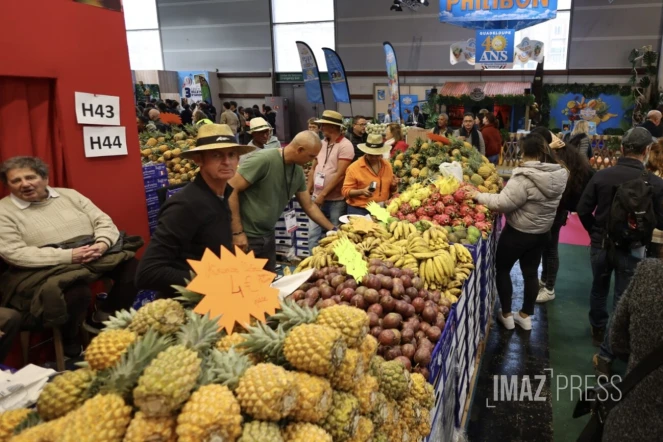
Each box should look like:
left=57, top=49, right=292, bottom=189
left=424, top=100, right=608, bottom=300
left=439, top=161, right=463, bottom=183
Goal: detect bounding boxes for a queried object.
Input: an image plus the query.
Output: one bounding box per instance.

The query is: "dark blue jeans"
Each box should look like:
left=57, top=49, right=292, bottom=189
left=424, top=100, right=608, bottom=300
left=347, top=205, right=370, bottom=216
left=589, top=247, right=641, bottom=361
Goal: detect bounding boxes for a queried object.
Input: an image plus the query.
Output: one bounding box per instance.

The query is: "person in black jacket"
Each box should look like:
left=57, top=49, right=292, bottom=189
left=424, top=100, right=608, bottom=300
left=180, top=104, right=193, bottom=125
left=530, top=127, right=593, bottom=303
left=639, top=110, right=662, bottom=138
left=135, top=124, right=254, bottom=297
left=407, top=105, right=425, bottom=128
left=345, top=115, right=368, bottom=161
left=576, top=127, right=663, bottom=375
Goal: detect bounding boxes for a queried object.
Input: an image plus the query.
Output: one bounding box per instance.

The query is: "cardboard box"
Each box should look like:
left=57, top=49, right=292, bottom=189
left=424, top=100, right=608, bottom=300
left=275, top=238, right=294, bottom=247
left=275, top=220, right=286, bottom=229
left=275, top=245, right=295, bottom=255
left=275, top=229, right=293, bottom=239
left=296, top=248, right=311, bottom=257
left=142, top=163, right=167, bottom=179
left=296, top=239, right=309, bottom=249
left=144, top=179, right=169, bottom=193
left=295, top=230, right=310, bottom=239
left=297, top=221, right=309, bottom=230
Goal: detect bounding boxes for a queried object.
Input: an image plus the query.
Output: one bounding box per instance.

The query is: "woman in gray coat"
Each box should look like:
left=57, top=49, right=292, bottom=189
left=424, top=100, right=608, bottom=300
left=602, top=258, right=663, bottom=442
left=470, top=134, right=568, bottom=330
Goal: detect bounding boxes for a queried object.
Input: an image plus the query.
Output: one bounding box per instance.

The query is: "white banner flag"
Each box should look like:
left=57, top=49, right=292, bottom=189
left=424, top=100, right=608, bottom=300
left=515, top=37, right=544, bottom=65
left=450, top=38, right=476, bottom=66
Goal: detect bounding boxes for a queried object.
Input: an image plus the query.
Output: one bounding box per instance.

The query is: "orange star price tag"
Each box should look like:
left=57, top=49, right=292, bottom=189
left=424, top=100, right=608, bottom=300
left=365, top=201, right=391, bottom=223
left=333, top=238, right=368, bottom=281
left=186, top=246, right=281, bottom=333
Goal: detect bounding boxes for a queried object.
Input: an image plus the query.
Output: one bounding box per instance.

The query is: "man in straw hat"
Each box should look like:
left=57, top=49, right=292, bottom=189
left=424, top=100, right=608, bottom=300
left=307, top=110, right=355, bottom=252
left=239, top=117, right=281, bottom=165
left=136, top=124, right=254, bottom=297
left=228, top=131, right=334, bottom=272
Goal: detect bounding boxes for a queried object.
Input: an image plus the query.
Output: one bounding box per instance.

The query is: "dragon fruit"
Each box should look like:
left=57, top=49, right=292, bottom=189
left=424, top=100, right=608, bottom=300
left=441, top=195, right=455, bottom=206
left=452, top=219, right=465, bottom=227
left=396, top=211, right=405, bottom=220
left=459, top=205, right=473, bottom=217
left=430, top=192, right=442, bottom=202
left=400, top=202, right=413, bottom=215
left=405, top=213, right=418, bottom=223
left=419, top=215, right=432, bottom=222
left=474, top=212, right=486, bottom=222
left=462, top=215, right=474, bottom=226
left=444, top=205, right=458, bottom=218
left=474, top=221, right=492, bottom=232
left=453, top=189, right=467, bottom=204
left=435, top=201, right=446, bottom=214
left=424, top=205, right=436, bottom=217
left=415, top=207, right=426, bottom=218
left=434, top=213, right=451, bottom=226
left=475, top=204, right=488, bottom=214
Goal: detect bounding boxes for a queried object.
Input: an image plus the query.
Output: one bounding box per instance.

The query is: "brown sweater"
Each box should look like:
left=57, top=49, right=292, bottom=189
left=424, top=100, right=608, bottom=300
left=0, top=188, right=119, bottom=268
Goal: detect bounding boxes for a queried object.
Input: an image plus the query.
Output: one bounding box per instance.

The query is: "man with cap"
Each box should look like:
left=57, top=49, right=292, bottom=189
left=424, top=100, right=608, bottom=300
left=239, top=117, right=281, bottom=165
left=577, top=126, right=663, bottom=375
left=228, top=131, right=334, bottom=272
left=136, top=124, right=254, bottom=297
left=342, top=134, right=398, bottom=216
left=307, top=110, right=355, bottom=251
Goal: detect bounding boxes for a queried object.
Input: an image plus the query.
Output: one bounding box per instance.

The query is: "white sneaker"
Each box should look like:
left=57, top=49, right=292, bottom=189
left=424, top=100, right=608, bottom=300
left=497, top=310, right=515, bottom=330
left=539, top=279, right=545, bottom=289
left=513, top=312, right=532, bottom=331
left=536, top=287, right=556, bottom=303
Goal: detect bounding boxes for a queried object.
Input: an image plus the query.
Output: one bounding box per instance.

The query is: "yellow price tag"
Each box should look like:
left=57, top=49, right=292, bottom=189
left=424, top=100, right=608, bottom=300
left=333, top=238, right=368, bottom=281
left=366, top=201, right=391, bottom=223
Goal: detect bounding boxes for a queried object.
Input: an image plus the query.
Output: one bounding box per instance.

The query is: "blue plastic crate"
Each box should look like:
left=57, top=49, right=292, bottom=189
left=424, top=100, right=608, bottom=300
left=430, top=305, right=457, bottom=383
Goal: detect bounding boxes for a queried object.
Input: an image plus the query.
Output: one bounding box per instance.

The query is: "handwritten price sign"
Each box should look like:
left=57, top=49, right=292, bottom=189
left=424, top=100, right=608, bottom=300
left=366, top=201, right=391, bottom=223
left=186, top=246, right=280, bottom=332
left=333, top=238, right=368, bottom=281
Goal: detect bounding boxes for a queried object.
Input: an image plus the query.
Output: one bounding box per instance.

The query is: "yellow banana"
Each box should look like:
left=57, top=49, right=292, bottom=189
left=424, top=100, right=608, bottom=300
left=419, top=260, right=427, bottom=283
left=412, top=252, right=439, bottom=259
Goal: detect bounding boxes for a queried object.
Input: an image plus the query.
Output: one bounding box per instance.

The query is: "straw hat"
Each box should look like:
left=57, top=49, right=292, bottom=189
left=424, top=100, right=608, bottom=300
left=358, top=134, right=391, bottom=155
left=315, top=110, right=344, bottom=127
left=182, top=124, right=254, bottom=157
left=248, top=117, right=272, bottom=134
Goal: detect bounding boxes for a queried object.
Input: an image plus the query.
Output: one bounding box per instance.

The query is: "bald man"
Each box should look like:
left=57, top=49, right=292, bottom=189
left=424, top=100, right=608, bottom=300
left=641, top=110, right=662, bottom=138
left=228, top=131, right=335, bottom=271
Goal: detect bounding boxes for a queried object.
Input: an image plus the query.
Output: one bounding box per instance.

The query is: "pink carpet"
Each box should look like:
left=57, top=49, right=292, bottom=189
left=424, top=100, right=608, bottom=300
left=498, top=213, right=590, bottom=246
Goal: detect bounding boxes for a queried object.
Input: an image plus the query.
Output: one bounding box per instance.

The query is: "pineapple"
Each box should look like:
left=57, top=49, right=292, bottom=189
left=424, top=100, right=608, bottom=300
left=321, top=391, right=360, bottom=442
left=102, top=308, right=136, bottom=330
left=134, top=312, right=219, bottom=417
left=398, top=396, right=423, bottom=430
left=282, top=423, right=332, bottom=442
left=124, top=412, right=176, bottom=442
left=129, top=299, right=186, bottom=335
left=358, top=336, right=377, bottom=369
left=216, top=333, right=260, bottom=364
left=370, top=392, right=388, bottom=428
left=373, top=430, right=388, bottom=442
left=330, top=348, right=364, bottom=392
left=0, top=408, right=31, bottom=441
left=410, top=372, right=435, bottom=409
left=268, top=299, right=318, bottom=332
left=198, top=348, right=252, bottom=390
left=235, top=363, right=296, bottom=421
left=352, top=375, right=379, bottom=415
left=376, top=360, right=412, bottom=400
left=37, top=369, right=94, bottom=421
left=238, top=421, right=283, bottom=442
left=10, top=415, right=69, bottom=442
left=84, top=329, right=137, bottom=371
left=58, top=394, right=132, bottom=442
left=348, top=416, right=374, bottom=442
left=176, top=385, right=242, bottom=442
left=283, top=324, right=346, bottom=376
left=288, top=372, right=333, bottom=423
left=315, top=305, right=368, bottom=348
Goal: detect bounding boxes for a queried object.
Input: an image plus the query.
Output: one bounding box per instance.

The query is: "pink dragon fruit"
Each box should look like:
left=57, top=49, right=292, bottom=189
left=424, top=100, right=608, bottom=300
left=444, top=205, right=458, bottom=218
left=396, top=211, right=405, bottom=220
left=462, top=215, right=474, bottom=226
left=474, top=212, right=486, bottom=222
left=434, top=213, right=451, bottom=226
left=453, top=189, right=467, bottom=204
left=430, top=192, right=441, bottom=202
left=441, top=195, right=455, bottom=206
left=459, top=205, right=473, bottom=217
left=419, top=215, right=432, bottom=222
left=405, top=213, right=418, bottom=223
left=435, top=201, right=446, bottom=214
left=400, top=202, right=413, bottom=215
left=424, top=205, right=436, bottom=217
left=452, top=219, right=465, bottom=227
left=474, top=221, right=492, bottom=232
left=415, top=207, right=426, bottom=218
left=475, top=204, right=488, bottom=214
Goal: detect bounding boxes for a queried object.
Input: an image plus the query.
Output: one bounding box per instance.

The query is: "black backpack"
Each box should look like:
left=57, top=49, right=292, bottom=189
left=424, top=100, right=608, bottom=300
left=606, top=170, right=657, bottom=249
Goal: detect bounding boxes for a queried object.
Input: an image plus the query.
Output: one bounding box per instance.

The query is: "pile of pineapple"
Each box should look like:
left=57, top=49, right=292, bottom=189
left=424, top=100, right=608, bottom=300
left=139, top=126, right=200, bottom=186
left=392, top=137, right=503, bottom=194
left=1, top=298, right=435, bottom=442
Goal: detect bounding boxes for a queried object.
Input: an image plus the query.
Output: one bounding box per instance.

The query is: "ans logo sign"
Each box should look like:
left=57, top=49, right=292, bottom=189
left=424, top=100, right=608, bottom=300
left=475, top=29, right=515, bottom=69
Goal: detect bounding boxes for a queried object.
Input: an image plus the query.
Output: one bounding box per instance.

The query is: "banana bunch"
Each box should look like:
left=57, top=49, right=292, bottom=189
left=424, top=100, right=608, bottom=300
left=423, top=226, right=450, bottom=251
left=388, top=220, right=418, bottom=240
left=294, top=249, right=339, bottom=273
left=417, top=248, right=457, bottom=291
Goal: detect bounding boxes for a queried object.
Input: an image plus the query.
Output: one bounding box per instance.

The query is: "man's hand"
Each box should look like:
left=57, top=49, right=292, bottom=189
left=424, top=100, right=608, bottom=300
left=72, top=246, right=95, bottom=264
left=314, top=193, right=326, bottom=207
left=233, top=233, right=249, bottom=252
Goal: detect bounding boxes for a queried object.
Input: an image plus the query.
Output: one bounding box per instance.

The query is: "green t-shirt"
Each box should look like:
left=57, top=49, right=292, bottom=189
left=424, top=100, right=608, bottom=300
left=238, top=148, right=307, bottom=237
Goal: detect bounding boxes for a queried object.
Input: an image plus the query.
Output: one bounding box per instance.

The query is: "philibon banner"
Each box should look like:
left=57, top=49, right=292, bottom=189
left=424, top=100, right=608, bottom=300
left=475, top=29, right=515, bottom=69
left=548, top=92, right=634, bottom=134
left=296, top=41, right=325, bottom=105
left=322, top=48, right=351, bottom=104
left=383, top=42, right=401, bottom=123
left=177, top=71, right=211, bottom=105
left=439, top=0, right=558, bottom=30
